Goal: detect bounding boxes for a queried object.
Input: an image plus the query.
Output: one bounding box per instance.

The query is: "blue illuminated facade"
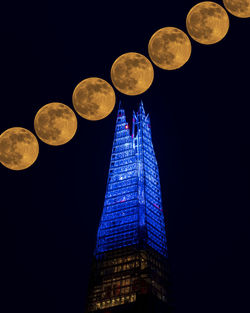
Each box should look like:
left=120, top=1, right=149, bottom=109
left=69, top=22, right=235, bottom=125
left=95, top=101, right=167, bottom=258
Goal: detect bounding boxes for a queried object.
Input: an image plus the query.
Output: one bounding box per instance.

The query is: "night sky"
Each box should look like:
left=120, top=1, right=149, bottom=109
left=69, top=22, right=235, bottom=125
left=1, top=1, right=250, bottom=313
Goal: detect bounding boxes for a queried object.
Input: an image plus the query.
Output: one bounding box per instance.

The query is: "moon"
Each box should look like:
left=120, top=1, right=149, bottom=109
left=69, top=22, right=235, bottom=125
left=148, top=27, right=192, bottom=70
left=186, top=1, right=230, bottom=45
left=34, top=102, right=77, bottom=146
left=72, top=77, right=116, bottom=121
left=223, top=0, right=250, bottom=18
left=110, top=52, right=154, bottom=96
left=0, top=127, right=39, bottom=170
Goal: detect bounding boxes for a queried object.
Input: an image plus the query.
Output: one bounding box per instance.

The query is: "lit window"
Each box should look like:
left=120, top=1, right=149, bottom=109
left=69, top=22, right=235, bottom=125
left=131, top=294, right=136, bottom=302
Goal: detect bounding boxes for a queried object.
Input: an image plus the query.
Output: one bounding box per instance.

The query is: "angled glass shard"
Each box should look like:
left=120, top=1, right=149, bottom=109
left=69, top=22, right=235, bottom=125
left=86, top=101, right=172, bottom=313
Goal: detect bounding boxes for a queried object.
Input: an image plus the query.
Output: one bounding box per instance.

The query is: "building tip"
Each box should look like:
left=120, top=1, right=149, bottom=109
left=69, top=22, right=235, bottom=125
left=139, top=100, right=145, bottom=114
left=118, top=100, right=123, bottom=110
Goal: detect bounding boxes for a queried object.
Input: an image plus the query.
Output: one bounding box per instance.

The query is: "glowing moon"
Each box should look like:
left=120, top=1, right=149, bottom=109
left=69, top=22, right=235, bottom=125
left=72, top=77, right=116, bottom=121
left=34, top=102, right=77, bottom=146
left=0, top=127, right=39, bottom=170
left=186, top=1, right=230, bottom=45
left=148, top=27, right=192, bottom=70
left=223, top=0, right=250, bottom=18
left=110, top=52, right=154, bottom=96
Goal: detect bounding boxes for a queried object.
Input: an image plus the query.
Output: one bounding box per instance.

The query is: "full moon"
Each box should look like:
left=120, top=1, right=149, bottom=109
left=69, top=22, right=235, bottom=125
left=0, top=127, right=39, bottom=170
left=223, top=0, right=250, bottom=18
left=186, top=1, right=230, bottom=45
left=72, top=77, right=116, bottom=121
left=34, top=102, right=77, bottom=146
left=148, top=27, right=192, bottom=70
left=110, top=52, right=154, bottom=96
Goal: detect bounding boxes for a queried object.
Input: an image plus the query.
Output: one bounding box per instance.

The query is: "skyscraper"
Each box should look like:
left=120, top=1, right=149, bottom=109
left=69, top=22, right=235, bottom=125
left=86, top=101, right=172, bottom=313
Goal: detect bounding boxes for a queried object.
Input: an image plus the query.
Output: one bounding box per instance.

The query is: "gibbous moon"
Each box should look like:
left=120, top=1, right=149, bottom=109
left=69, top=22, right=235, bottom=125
left=223, top=0, right=250, bottom=18
left=111, top=52, right=154, bottom=96
left=34, top=102, right=77, bottom=146
left=148, top=27, right=192, bottom=70
left=186, top=1, right=230, bottom=45
left=0, top=127, right=39, bottom=170
left=72, top=77, right=116, bottom=121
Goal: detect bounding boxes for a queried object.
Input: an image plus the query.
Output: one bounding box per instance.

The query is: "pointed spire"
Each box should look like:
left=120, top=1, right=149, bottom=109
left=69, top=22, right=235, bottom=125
left=133, top=110, right=137, bottom=121
left=117, top=100, right=125, bottom=119
left=115, top=100, right=127, bottom=134
left=137, top=100, right=146, bottom=121
left=139, top=100, right=145, bottom=115
left=132, top=111, right=136, bottom=139
left=118, top=100, right=123, bottom=110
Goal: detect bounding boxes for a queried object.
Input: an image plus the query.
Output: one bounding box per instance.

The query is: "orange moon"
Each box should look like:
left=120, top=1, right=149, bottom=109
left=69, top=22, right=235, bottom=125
left=223, top=0, right=250, bottom=18
left=72, top=77, right=116, bottom=121
left=111, top=52, right=154, bottom=96
left=0, top=127, right=39, bottom=170
left=148, top=27, right=192, bottom=70
left=34, top=102, right=77, bottom=146
left=186, top=1, right=230, bottom=45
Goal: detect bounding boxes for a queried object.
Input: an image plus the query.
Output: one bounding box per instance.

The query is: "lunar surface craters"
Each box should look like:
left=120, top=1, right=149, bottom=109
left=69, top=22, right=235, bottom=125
left=148, top=27, right=191, bottom=70
left=72, top=77, right=116, bottom=120
left=223, top=0, right=250, bottom=18
left=0, top=127, right=39, bottom=170
left=111, top=53, right=154, bottom=95
left=34, top=102, right=77, bottom=145
left=187, top=2, right=229, bottom=44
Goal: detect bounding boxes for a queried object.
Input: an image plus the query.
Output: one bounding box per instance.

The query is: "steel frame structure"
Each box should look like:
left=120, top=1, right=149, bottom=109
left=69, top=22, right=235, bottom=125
left=86, top=101, right=171, bottom=313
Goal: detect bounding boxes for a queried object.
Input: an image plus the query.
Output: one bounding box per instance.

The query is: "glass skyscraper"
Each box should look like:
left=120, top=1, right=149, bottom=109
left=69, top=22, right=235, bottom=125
left=86, top=101, right=171, bottom=313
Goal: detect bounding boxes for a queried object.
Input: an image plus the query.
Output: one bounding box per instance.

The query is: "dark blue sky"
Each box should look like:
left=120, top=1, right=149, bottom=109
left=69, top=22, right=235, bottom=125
left=1, top=1, right=250, bottom=313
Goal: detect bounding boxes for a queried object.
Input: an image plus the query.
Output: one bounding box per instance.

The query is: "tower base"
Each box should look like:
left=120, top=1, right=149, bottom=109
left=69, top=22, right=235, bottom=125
left=86, top=244, right=173, bottom=313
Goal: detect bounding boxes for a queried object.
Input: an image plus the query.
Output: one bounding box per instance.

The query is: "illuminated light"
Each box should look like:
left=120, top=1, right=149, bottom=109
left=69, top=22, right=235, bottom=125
left=95, top=101, right=167, bottom=257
